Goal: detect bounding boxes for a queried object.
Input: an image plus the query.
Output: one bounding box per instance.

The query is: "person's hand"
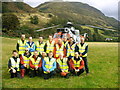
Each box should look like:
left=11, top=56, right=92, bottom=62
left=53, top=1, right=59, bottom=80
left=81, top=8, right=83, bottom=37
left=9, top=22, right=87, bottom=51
left=80, top=54, right=82, bottom=56
left=76, top=69, right=79, bottom=72
left=12, top=68, right=16, bottom=73
left=23, top=64, right=27, bottom=67
left=35, top=66, right=38, bottom=70
left=47, top=70, right=50, bottom=73
left=75, top=69, right=79, bottom=72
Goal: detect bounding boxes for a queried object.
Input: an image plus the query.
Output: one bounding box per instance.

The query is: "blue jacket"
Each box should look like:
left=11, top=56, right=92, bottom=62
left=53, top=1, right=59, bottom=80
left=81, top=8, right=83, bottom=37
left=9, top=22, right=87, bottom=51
left=26, top=42, right=36, bottom=52
left=42, top=58, right=56, bottom=72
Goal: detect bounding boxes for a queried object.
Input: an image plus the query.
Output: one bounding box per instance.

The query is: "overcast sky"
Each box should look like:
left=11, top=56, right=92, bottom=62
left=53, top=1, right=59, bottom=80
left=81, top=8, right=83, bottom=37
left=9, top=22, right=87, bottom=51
left=23, top=0, right=119, bottom=20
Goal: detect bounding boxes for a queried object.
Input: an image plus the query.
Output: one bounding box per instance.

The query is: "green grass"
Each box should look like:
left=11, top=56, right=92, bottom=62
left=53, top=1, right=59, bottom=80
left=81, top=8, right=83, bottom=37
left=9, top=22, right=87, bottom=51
left=2, top=37, right=119, bottom=88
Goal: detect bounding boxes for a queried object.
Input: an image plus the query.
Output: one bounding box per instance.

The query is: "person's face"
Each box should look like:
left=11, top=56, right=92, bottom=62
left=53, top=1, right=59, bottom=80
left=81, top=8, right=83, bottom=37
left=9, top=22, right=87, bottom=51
left=81, top=38, right=85, bottom=43
left=75, top=53, right=79, bottom=58
left=69, top=38, right=73, bottom=42
left=59, top=54, right=63, bottom=59
left=58, top=39, right=62, bottom=44
left=13, top=52, right=18, bottom=57
left=49, top=36, right=52, bottom=41
left=29, top=38, right=32, bottom=42
left=42, top=52, right=46, bottom=57
left=21, top=35, right=25, bottom=40
left=39, top=37, right=43, bottom=42
left=63, top=37, right=67, bottom=42
left=49, top=52, right=53, bottom=58
left=34, top=51, right=38, bottom=56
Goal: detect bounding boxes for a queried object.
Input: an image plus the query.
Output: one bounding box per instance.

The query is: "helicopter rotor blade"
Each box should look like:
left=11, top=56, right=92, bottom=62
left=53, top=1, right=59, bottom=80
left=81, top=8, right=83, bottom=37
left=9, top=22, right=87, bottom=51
left=35, top=25, right=60, bottom=32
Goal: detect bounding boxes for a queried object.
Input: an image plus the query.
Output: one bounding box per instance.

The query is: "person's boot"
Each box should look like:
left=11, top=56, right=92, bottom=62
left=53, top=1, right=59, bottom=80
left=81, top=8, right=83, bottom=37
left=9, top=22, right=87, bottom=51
left=21, top=69, right=25, bottom=78
left=64, top=73, right=69, bottom=79
left=17, top=72, right=22, bottom=78
left=10, top=73, right=15, bottom=78
left=29, top=70, right=35, bottom=78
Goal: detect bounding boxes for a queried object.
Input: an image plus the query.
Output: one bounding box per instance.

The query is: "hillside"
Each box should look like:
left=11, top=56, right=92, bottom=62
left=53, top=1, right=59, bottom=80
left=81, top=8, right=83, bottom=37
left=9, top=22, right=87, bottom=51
left=2, top=2, right=52, bottom=29
left=1, top=2, right=119, bottom=41
left=2, top=2, right=38, bottom=13
left=37, top=2, right=118, bottom=30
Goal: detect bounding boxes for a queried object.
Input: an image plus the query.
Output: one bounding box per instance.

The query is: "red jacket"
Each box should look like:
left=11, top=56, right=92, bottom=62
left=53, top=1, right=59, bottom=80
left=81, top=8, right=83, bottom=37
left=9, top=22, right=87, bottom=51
left=54, top=43, right=66, bottom=59
left=20, top=56, right=24, bottom=64
left=29, top=55, right=42, bottom=69
left=69, top=58, right=84, bottom=70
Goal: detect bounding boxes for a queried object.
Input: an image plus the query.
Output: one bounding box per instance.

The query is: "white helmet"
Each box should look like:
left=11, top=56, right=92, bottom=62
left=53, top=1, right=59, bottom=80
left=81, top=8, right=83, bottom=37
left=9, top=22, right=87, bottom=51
left=67, top=22, right=73, bottom=25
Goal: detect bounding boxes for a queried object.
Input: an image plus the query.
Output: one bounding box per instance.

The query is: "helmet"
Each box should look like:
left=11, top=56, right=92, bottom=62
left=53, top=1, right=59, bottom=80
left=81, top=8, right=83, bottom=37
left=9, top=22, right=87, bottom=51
left=67, top=22, right=73, bottom=25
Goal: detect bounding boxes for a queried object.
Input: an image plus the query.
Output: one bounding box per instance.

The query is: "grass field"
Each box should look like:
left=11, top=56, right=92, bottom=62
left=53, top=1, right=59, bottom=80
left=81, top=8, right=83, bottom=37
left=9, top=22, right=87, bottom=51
left=2, top=37, right=119, bottom=88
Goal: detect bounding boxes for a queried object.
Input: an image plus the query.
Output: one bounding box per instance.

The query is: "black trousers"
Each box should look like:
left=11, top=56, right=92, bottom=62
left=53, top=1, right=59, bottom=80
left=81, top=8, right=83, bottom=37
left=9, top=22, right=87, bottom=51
left=82, top=57, right=89, bottom=73
left=29, top=67, right=43, bottom=78
left=9, top=69, right=21, bottom=78
left=43, top=71, right=56, bottom=79
left=70, top=68, right=84, bottom=76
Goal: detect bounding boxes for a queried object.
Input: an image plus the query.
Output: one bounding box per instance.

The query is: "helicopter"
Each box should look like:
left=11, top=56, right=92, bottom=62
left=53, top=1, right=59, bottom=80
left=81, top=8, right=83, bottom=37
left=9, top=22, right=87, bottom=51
left=35, top=22, right=88, bottom=43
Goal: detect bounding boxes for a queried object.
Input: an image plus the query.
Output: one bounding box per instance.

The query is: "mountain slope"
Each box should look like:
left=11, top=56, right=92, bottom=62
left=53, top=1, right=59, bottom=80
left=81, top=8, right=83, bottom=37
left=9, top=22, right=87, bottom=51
left=37, top=2, right=118, bottom=29
left=2, top=2, right=38, bottom=13
left=2, top=2, right=52, bottom=29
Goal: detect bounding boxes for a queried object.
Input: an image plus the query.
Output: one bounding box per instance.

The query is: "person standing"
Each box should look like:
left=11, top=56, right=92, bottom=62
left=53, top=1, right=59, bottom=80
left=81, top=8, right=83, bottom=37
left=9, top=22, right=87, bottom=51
left=42, top=51, right=56, bottom=79
left=26, top=37, right=36, bottom=55
left=20, top=48, right=32, bottom=78
left=36, top=37, right=46, bottom=56
left=77, top=37, right=89, bottom=75
left=62, top=37, right=68, bottom=57
left=16, top=34, right=27, bottom=56
left=45, top=35, right=55, bottom=55
left=67, top=37, right=77, bottom=59
left=54, top=39, right=66, bottom=59
left=8, top=50, right=21, bottom=78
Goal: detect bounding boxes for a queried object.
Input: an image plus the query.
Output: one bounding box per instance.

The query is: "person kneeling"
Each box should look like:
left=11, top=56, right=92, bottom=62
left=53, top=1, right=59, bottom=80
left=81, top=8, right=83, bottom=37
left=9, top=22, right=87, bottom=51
left=69, top=52, right=84, bottom=76
left=20, top=48, right=32, bottom=78
left=57, top=53, right=70, bottom=78
left=42, top=51, right=56, bottom=80
left=8, top=50, right=21, bottom=78
left=29, top=51, right=42, bottom=78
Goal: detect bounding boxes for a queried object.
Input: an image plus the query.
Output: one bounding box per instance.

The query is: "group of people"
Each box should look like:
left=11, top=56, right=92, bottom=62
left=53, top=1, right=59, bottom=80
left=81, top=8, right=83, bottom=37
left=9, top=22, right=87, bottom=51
left=8, top=34, right=89, bottom=79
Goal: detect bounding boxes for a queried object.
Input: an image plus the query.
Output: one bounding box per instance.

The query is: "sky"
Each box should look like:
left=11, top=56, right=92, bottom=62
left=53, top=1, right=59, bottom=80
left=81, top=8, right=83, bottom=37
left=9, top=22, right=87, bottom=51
left=23, top=0, right=119, bottom=20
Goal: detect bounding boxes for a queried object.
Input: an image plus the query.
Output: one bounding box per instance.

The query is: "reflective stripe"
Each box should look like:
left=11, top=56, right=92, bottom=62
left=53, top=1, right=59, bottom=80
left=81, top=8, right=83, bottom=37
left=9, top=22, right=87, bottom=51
left=72, top=57, right=82, bottom=67
left=57, top=58, right=68, bottom=72
left=46, top=41, right=54, bottom=53
left=36, top=41, right=45, bottom=54
left=30, top=57, right=41, bottom=70
left=67, top=44, right=76, bottom=57
left=23, top=55, right=32, bottom=69
left=44, top=57, right=56, bottom=74
left=26, top=42, right=35, bottom=48
left=19, top=46, right=26, bottom=47
left=24, top=60, right=29, bottom=61
left=78, top=43, right=88, bottom=57
left=56, top=43, right=64, bottom=57
left=18, top=40, right=27, bottom=54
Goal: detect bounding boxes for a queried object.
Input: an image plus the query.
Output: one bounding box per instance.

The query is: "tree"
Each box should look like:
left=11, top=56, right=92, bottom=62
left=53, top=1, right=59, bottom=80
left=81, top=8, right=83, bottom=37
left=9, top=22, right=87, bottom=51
left=2, top=13, right=20, bottom=33
left=30, top=15, right=39, bottom=25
